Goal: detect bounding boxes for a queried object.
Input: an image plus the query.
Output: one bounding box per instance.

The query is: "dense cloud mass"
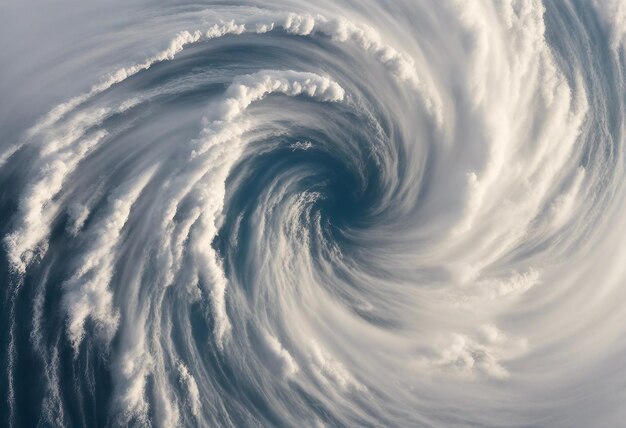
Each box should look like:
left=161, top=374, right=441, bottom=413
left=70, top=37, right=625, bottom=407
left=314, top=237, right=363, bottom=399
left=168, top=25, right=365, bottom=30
left=1, top=0, right=625, bottom=426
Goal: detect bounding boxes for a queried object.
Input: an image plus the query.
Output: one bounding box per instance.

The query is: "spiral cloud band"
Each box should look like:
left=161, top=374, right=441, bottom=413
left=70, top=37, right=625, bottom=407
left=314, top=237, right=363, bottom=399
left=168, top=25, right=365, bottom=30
left=1, top=0, right=625, bottom=426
